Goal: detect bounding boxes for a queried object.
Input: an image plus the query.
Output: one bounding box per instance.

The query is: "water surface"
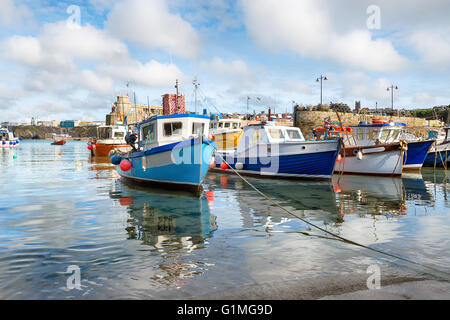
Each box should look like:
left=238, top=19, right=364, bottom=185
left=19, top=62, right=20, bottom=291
left=0, top=141, right=449, bottom=299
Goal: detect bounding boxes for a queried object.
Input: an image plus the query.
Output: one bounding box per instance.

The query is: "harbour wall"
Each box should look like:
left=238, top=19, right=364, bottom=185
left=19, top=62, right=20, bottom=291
left=293, top=109, right=430, bottom=138
left=11, top=126, right=97, bottom=140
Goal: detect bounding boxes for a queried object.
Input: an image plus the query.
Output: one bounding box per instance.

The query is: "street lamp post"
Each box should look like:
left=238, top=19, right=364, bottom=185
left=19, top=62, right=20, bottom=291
left=386, top=85, right=398, bottom=111
left=316, top=75, right=328, bottom=106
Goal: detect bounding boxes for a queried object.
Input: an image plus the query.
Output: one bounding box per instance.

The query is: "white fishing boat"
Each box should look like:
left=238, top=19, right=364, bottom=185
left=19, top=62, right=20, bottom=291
left=213, top=123, right=341, bottom=180
left=311, top=122, right=405, bottom=177
left=350, top=120, right=434, bottom=171
left=0, top=127, right=20, bottom=148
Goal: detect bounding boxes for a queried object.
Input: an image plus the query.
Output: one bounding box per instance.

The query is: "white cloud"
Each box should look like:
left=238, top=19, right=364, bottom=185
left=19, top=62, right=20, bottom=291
left=200, top=57, right=251, bottom=77
left=105, top=0, right=201, bottom=59
left=408, top=29, right=450, bottom=69
left=413, top=92, right=434, bottom=106
left=98, top=60, right=186, bottom=87
left=0, top=0, right=35, bottom=29
left=241, top=0, right=409, bottom=72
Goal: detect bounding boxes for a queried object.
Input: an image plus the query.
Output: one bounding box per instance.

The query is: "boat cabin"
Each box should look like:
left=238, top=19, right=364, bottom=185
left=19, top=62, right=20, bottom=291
left=350, top=121, right=408, bottom=146
left=428, top=126, right=449, bottom=144
left=137, top=114, right=211, bottom=151
left=0, top=128, right=16, bottom=141
left=96, top=125, right=128, bottom=144
left=238, top=123, right=305, bottom=147
left=210, top=118, right=242, bottom=133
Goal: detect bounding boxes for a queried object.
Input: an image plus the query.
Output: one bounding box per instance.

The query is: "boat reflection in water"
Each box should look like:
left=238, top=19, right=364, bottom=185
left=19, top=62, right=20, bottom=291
left=333, top=175, right=407, bottom=217
left=110, top=180, right=217, bottom=250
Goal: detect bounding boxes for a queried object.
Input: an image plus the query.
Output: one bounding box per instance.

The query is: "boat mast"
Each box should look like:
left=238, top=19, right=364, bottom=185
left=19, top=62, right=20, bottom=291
left=193, top=78, right=200, bottom=114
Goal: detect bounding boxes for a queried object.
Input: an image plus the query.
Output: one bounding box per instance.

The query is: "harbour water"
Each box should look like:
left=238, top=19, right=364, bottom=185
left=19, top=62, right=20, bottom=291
left=0, top=141, right=449, bottom=299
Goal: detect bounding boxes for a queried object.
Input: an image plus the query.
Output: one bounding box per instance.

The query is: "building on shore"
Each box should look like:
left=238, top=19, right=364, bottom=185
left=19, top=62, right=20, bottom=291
left=60, top=120, right=80, bottom=128
left=37, top=120, right=59, bottom=127
left=107, top=95, right=163, bottom=125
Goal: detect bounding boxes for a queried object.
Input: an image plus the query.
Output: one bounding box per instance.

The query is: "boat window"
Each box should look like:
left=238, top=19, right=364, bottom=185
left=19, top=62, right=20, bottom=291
left=218, top=122, right=223, bottom=128
left=380, top=129, right=390, bottom=141
left=367, top=129, right=378, bottom=140
left=210, top=123, right=214, bottom=129
left=192, top=122, right=205, bottom=135
left=268, top=128, right=285, bottom=139
left=142, top=124, right=154, bottom=141
left=391, top=129, right=400, bottom=141
left=232, top=123, right=239, bottom=129
left=98, top=127, right=111, bottom=140
left=286, top=129, right=302, bottom=140
left=163, top=122, right=183, bottom=136
left=356, top=128, right=365, bottom=140
left=224, top=122, right=230, bottom=128
left=114, top=132, right=124, bottom=139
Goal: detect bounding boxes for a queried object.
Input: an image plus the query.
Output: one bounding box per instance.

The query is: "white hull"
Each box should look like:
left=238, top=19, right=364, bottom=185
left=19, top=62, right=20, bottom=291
left=334, top=149, right=403, bottom=176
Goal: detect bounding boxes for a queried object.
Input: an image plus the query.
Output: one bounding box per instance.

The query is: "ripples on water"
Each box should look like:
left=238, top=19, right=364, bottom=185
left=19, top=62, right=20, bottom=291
left=0, top=141, right=449, bottom=299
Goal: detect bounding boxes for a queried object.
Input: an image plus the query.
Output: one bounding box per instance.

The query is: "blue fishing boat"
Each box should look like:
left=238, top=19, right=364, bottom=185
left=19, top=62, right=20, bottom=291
left=213, top=123, right=341, bottom=180
left=110, top=114, right=217, bottom=194
left=351, top=120, right=434, bottom=171
left=422, top=126, right=449, bottom=167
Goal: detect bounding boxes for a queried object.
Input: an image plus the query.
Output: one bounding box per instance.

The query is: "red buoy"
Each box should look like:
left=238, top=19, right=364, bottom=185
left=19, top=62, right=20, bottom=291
left=120, top=159, right=132, bottom=171
left=87, top=145, right=92, bottom=150
left=220, top=162, right=228, bottom=170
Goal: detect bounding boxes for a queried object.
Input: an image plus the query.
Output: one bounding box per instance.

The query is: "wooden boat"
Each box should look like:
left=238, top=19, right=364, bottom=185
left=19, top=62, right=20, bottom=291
left=209, top=117, right=243, bottom=150
left=0, top=127, right=20, bottom=148
left=213, top=123, right=341, bottom=180
left=110, top=114, right=217, bottom=194
left=350, top=120, right=434, bottom=171
left=89, top=125, right=132, bottom=157
left=311, top=121, right=405, bottom=177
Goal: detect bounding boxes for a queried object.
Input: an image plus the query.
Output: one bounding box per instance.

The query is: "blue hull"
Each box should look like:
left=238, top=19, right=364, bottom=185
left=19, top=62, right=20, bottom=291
left=215, top=149, right=339, bottom=180
left=403, top=140, right=434, bottom=169
left=116, top=137, right=216, bottom=191
left=423, top=151, right=449, bottom=167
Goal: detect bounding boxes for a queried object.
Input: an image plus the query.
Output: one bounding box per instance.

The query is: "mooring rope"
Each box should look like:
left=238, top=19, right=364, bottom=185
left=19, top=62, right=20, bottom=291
left=206, top=139, right=450, bottom=280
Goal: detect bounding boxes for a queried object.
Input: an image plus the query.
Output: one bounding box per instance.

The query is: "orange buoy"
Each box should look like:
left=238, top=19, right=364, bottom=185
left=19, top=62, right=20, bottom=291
left=220, top=162, right=228, bottom=170
left=336, top=154, right=342, bottom=162
left=120, top=159, right=132, bottom=171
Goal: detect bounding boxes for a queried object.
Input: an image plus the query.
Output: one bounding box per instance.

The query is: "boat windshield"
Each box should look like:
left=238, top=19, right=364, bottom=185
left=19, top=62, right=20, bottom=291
left=114, top=131, right=124, bottom=139
left=98, top=127, right=112, bottom=139
left=268, top=128, right=285, bottom=139
left=286, top=129, right=302, bottom=140
left=192, top=122, right=205, bottom=135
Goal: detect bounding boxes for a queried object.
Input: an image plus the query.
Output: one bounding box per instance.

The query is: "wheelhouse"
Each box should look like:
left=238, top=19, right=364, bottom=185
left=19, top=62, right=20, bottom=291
left=96, top=125, right=128, bottom=144
left=351, top=122, right=407, bottom=146
left=137, top=114, right=211, bottom=151
left=0, top=128, right=16, bottom=141
left=210, top=118, right=242, bottom=133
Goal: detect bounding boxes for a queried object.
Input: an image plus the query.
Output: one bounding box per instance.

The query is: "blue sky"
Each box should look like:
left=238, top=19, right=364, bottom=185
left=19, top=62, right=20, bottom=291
left=0, top=0, right=449, bottom=122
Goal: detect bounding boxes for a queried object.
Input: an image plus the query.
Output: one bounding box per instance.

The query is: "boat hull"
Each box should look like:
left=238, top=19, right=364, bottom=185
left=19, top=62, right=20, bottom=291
left=0, top=141, right=19, bottom=148
left=403, top=140, right=434, bottom=171
left=214, top=140, right=340, bottom=180
left=423, top=141, right=450, bottom=167
left=334, top=144, right=403, bottom=177
left=93, top=143, right=132, bottom=157
left=51, top=140, right=66, bottom=145
left=116, top=137, right=216, bottom=192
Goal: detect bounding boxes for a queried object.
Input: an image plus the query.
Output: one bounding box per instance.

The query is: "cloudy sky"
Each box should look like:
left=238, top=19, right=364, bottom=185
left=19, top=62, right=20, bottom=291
left=1, top=0, right=449, bottom=122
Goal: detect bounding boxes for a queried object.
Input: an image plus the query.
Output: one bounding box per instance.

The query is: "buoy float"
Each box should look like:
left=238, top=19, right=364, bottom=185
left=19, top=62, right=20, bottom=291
left=87, top=145, right=93, bottom=150
left=2, top=141, right=5, bottom=145
left=13, top=155, right=17, bottom=159
left=92, top=144, right=96, bottom=149
left=336, top=154, right=342, bottom=162
left=120, top=159, right=132, bottom=171
left=357, top=150, right=363, bottom=160
left=333, top=186, right=341, bottom=193
left=235, top=162, right=244, bottom=170
left=110, top=155, right=122, bottom=165
left=58, top=152, right=62, bottom=156
left=220, top=162, right=228, bottom=170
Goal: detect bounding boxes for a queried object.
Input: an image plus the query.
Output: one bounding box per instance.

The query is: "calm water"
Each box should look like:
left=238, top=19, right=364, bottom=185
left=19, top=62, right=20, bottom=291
left=0, top=141, right=449, bottom=299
